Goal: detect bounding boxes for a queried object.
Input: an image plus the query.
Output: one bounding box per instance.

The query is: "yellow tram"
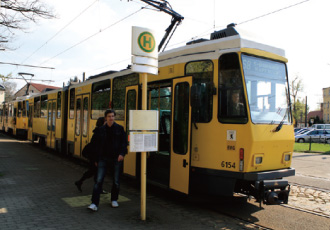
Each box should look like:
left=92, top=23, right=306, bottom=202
left=65, top=25, right=295, bottom=205
left=30, top=89, right=67, bottom=152
left=1, top=24, right=295, bottom=205
left=1, top=96, right=30, bottom=137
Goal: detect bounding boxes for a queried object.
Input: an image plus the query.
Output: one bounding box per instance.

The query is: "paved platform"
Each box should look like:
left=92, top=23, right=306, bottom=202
left=0, top=133, right=254, bottom=230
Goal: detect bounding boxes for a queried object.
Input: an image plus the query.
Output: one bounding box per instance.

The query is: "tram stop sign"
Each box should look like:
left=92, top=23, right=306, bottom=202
left=132, top=26, right=158, bottom=75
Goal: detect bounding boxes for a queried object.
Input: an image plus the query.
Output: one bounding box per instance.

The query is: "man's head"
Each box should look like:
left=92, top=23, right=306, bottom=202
left=231, top=92, right=240, bottom=104
left=104, top=109, right=116, bottom=127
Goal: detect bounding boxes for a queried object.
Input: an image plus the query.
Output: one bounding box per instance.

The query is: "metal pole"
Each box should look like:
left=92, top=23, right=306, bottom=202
left=141, top=73, right=147, bottom=220
left=305, top=96, right=308, bottom=127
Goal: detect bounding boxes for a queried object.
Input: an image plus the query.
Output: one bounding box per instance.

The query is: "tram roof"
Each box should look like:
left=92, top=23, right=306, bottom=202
left=67, top=26, right=286, bottom=90
left=159, top=27, right=286, bottom=63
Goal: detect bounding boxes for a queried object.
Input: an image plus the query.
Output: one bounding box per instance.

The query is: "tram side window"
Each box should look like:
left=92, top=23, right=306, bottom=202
left=149, top=85, right=172, bottom=153
left=34, top=97, right=40, bottom=118
left=5, top=105, right=8, bottom=121
left=18, top=102, right=22, bottom=117
left=218, top=53, right=247, bottom=124
left=40, top=95, right=48, bottom=118
left=91, top=79, right=110, bottom=119
left=28, top=103, right=33, bottom=128
left=173, top=82, right=190, bottom=155
left=112, top=73, right=139, bottom=120
left=10, top=104, right=13, bottom=117
left=8, top=105, right=11, bottom=117
left=186, top=60, right=214, bottom=123
left=69, top=88, right=75, bottom=119
left=23, top=101, right=27, bottom=117
left=57, top=92, right=61, bottom=118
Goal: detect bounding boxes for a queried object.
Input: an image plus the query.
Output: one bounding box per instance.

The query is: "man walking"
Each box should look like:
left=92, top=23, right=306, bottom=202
left=88, top=109, right=127, bottom=211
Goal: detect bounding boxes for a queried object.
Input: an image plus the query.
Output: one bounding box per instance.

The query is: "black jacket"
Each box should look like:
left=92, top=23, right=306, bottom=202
left=94, top=122, right=128, bottom=161
left=82, top=127, right=99, bottom=162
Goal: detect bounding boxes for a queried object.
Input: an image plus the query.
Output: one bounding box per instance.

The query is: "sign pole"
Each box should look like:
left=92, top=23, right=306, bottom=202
left=141, top=72, right=147, bottom=221
left=131, top=26, right=158, bottom=221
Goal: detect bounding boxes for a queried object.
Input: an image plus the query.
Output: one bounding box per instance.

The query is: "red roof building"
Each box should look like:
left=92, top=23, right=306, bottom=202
left=14, top=83, right=60, bottom=98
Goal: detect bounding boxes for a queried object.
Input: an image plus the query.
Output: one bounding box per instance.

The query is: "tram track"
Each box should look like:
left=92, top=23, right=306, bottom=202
left=281, top=182, right=330, bottom=219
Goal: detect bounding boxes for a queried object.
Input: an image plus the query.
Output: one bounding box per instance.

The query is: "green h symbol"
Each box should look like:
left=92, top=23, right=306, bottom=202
left=143, top=35, right=152, bottom=48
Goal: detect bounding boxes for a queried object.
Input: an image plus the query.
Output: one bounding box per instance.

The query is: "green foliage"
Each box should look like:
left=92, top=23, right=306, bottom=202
left=293, top=99, right=308, bottom=124
left=294, top=142, right=330, bottom=153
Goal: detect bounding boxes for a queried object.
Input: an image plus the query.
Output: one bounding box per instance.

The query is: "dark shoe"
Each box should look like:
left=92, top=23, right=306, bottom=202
left=101, top=190, right=108, bottom=194
left=75, top=181, right=82, bottom=192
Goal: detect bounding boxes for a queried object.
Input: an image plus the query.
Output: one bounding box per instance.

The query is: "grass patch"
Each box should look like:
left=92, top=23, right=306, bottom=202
left=294, top=142, right=330, bottom=154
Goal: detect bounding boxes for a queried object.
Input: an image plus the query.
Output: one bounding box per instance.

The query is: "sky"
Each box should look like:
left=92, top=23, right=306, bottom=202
left=1, top=0, right=329, bottom=111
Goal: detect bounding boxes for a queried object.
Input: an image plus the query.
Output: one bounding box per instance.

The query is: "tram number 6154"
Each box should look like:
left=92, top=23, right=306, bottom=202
left=221, top=161, right=236, bottom=169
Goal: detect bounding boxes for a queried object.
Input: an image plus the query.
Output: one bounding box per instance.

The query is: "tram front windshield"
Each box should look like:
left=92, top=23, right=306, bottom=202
left=242, top=54, right=291, bottom=124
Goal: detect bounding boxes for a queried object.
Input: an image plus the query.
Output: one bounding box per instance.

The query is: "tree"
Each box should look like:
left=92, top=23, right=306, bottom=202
left=66, top=76, right=79, bottom=86
left=289, top=74, right=304, bottom=126
left=0, top=0, right=55, bottom=48
left=0, top=73, right=17, bottom=101
left=290, top=75, right=303, bottom=113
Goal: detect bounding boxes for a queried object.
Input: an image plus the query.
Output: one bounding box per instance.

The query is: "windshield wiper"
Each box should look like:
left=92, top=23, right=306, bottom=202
left=272, top=108, right=288, bottom=132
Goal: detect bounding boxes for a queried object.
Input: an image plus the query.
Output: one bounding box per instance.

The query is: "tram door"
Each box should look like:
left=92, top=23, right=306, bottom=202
left=27, top=103, right=33, bottom=141
left=74, top=95, right=89, bottom=157
left=124, top=85, right=138, bottom=176
left=170, top=77, right=192, bottom=194
left=147, top=82, right=172, bottom=186
left=46, top=100, right=56, bottom=148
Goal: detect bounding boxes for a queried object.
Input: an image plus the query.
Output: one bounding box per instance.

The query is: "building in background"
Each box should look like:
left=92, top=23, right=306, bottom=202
left=323, top=87, right=330, bottom=123
left=307, top=103, right=323, bottom=125
left=14, top=83, right=60, bottom=98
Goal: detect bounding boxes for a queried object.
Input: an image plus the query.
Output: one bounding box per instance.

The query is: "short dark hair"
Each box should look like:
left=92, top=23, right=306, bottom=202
left=104, top=109, right=116, bottom=117
left=96, top=117, right=105, bottom=127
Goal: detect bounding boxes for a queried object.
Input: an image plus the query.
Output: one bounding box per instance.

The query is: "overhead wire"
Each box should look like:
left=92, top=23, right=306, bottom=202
left=16, top=0, right=311, bottom=80
left=167, top=0, right=312, bottom=49
left=237, top=0, right=311, bottom=25
left=21, top=0, right=99, bottom=65
left=39, top=7, right=144, bottom=66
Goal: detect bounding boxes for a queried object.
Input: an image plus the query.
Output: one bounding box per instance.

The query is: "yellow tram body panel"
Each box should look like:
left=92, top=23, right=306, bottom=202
left=32, top=116, right=47, bottom=136
left=67, top=83, right=93, bottom=157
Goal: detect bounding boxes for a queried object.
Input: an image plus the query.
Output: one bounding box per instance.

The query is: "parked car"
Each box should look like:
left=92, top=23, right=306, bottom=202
left=311, top=124, right=330, bottom=130
left=294, top=128, right=302, bottom=134
left=295, top=129, right=330, bottom=143
left=295, top=128, right=311, bottom=135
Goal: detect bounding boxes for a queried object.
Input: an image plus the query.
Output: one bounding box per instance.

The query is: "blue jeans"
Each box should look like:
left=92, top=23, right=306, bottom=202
left=91, top=159, right=123, bottom=206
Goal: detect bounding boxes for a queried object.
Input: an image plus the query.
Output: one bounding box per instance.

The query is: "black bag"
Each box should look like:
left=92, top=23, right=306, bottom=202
left=82, top=143, right=93, bottom=159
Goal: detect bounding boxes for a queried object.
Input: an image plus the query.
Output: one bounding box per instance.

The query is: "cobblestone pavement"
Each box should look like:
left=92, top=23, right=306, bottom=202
left=0, top=134, right=260, bottom=230
left=288, top=184, right=330, bottom=216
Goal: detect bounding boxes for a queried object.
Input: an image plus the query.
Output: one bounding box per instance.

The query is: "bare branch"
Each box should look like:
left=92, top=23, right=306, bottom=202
left=0, top=0, right=55, bottom=48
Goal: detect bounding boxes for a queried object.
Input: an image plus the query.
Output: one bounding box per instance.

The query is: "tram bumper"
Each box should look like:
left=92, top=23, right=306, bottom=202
left=255, top=179, right=290, bottom=205
left=244, top=168, right=295, bottom=205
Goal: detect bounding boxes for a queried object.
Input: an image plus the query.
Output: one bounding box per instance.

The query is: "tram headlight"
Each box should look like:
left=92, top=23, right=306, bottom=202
left=253, top=154, right=264, bottom=166
left=255, top=156, right=263, bottom=164
left=282, top=152, right=292, bottom=163
left=284, top=154, right=291, bottom=161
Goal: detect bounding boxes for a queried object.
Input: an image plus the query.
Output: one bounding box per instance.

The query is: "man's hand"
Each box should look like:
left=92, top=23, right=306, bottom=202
left=118, top=155, right=124, bottom=162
